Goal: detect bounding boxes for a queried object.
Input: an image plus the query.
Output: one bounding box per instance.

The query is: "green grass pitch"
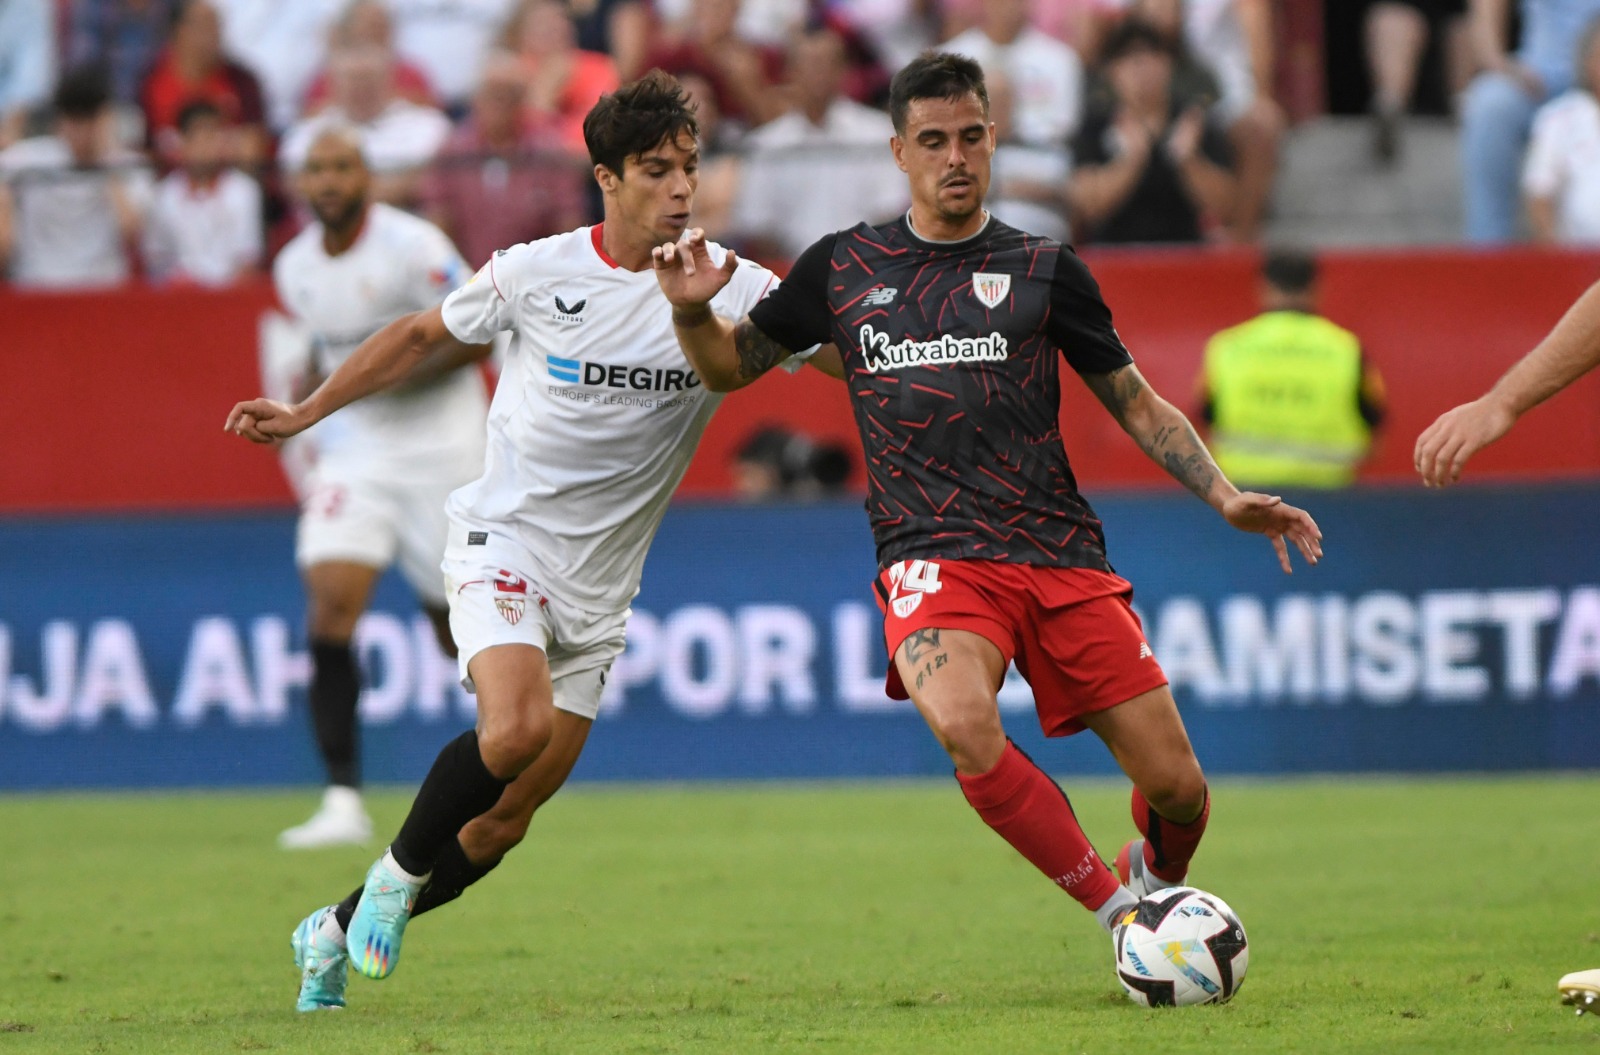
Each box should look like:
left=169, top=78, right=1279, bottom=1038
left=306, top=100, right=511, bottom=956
left=2, top=776, right=1597, bottom=1053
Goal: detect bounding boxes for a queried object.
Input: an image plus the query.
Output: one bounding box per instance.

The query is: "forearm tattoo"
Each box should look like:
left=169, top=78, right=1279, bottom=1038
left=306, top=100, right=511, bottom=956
left=1091, top=366, right=1219, bottom=501
left=732, top=319, right=792, bottom=381
left=1142, top=415, right=1218, bottom=502
left=902, top=628, right=950, bottom=693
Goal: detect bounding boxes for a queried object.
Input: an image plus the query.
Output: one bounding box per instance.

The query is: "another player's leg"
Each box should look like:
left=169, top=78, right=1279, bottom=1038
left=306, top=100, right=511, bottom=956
left=347, top=642, right=555, bottom=979
left=302, top=708, right=593, bottom=1010
left=281, top=560, right=381, bottom=850
left=897, top=628, right=1137, bottom=931
left=1080, top=686, right=1209, bottom=898
left=325, top=708, right=594, bottom=930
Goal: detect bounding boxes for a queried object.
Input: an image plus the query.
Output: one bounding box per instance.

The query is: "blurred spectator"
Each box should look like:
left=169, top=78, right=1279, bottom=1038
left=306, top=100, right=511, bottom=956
left=1196, top=249, right=1386, bottom=489
left=0, top=0, right=56, bottom=148
left=1522, top=16, right=1600, bottom=243
left=944, top=0, right=1085, bottom=146
left=1365, top=0, right=1471, bottom=163
left=733, top=426, right=853, bottom=501
left=568, top=0, right=652, bottom=82
left=68, top=0, right=180, bottom=105
left=279, top=45, right=452, bottom=209
left=1068, top=20, right=1234, bottom=244
left=385, top=0, right=519, bottom=114
left=212, top=0, right=344, bottom=132
left=1462, top=0, right=1600, bottom=243
left=141, top=98, right=261, bottom=283
left=942, top=0, right=1115, bottom=51
left=302, top=1, right=439, bottom=116
left=504, top=0, right=619, bottom=154
left=0, top=65, right=151, bottom=288
left=731, top=24, right=904, bottom=257
left=677, top=71, right=741, bottom=235
left=1120, top=0, right=1281, bottom=241
left=645, top=0, right=786, bottom=127
left=139, top=0, right=268, bottom=171
left=988, top=71, right=1071, bottom=242
left=654, top=0, right=806, bottom=48
left=421, top=51, right=585, bottom=267
left=826, top=0, right=939, bottom=71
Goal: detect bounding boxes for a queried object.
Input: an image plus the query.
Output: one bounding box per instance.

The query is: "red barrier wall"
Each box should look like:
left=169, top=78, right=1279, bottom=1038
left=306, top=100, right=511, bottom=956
left=4, top=246, right=1599, bottom=512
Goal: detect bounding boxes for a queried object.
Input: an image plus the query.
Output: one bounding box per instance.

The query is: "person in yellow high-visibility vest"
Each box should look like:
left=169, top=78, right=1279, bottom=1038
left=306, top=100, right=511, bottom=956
left=1197, top=249, right=1387, bottom=489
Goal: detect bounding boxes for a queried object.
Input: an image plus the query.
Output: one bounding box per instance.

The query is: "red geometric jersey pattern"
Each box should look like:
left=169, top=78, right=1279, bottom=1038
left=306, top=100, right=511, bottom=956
left=826, top=218, right=1116, bottom=571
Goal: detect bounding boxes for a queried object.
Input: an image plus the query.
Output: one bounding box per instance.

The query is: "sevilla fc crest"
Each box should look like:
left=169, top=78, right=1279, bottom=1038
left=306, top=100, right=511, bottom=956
left=494, top=569, right=528, bottom=625
left=972, top=272, right=1010, bottom=309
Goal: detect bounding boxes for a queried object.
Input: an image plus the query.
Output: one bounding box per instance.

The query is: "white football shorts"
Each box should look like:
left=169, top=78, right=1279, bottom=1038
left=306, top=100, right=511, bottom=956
left=441, top=526, right=629, bottom=721
left=295, top=463, right=462, bottom=607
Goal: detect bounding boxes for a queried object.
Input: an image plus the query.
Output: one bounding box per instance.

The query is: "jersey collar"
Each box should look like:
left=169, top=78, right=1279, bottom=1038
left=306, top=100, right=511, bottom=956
left=590, top=223, right=621, bottom=269
left=901, top=209, right=993, bottom=251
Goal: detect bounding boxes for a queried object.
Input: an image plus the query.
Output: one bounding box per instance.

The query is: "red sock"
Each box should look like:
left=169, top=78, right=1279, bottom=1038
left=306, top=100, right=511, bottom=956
left=1133, top=785, right=1210, bottom=883
left=957, top=741, right=1122, bottom=912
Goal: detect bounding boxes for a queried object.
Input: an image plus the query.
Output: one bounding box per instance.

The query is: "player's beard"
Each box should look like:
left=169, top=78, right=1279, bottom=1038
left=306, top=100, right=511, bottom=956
left=313, top=195, right=365, bottom=235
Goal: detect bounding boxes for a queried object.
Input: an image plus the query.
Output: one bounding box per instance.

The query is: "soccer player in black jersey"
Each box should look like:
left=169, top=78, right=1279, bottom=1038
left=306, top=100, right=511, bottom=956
left=654, top=52, right=1323, bottom=941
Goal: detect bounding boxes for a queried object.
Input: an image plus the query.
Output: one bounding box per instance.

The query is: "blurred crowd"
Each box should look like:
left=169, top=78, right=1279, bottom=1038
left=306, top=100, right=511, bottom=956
left=5, top=0, right=1600, bottom=291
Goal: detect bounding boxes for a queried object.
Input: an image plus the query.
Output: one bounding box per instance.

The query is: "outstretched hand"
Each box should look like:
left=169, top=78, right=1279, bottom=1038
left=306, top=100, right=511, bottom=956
left=224, top=398, right=310, bottom=445
left=1222, top=492, right=1323, bottom=574
left=651, top=228, right=738, bottom=311
left=1413, top=397, right=1516, bottom=488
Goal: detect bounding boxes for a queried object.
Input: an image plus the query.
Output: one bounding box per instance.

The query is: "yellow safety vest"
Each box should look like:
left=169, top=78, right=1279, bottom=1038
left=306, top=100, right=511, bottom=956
left=1204, top=311, right=1371, bottom=489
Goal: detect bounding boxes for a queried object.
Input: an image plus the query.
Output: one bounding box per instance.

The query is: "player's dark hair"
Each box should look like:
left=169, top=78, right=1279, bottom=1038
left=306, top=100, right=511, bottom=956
left=887, top=52, right=988, bottom=136
left=53, top=64, right=111, bottom=119
left=1261, top=248, right=1318, bottom=294
left=176, top=98, right=223, bottom=134
left=1100, top=19, right=1175, bottom=64
left=583, top=69, right=699, bottom=176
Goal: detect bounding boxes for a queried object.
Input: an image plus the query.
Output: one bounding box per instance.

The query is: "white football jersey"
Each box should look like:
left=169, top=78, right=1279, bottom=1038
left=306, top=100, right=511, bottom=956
left=440, top=224, right=781, bottom=611
left=274, top=203, right=488, bottom=475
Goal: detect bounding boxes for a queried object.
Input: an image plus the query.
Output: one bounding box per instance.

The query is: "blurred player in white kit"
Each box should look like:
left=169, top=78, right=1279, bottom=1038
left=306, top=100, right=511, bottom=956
left=227, top=72, right=822, bottom=1011
left=272, top=126, right=489, bottom=849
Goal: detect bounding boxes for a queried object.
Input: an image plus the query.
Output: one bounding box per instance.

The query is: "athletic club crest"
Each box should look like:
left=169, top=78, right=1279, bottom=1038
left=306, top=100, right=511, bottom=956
left=972, top=272, right=1010, bottom=308
left=494, top=570, right=528, bottom=625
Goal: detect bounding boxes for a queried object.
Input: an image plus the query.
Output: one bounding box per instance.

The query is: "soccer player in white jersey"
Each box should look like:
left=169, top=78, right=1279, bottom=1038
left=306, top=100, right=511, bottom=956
left=226, top=72, right=812, bottom=1012
left=272, top=127, right=490, bottom=850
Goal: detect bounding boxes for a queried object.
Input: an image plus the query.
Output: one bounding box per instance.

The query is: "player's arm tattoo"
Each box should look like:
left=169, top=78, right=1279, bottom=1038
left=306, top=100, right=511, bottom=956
left=901, top=628, right=950, bottom=694
left=1085, top=364, right=1221, bottom=503
left=732, top=318, right=792, bottom=381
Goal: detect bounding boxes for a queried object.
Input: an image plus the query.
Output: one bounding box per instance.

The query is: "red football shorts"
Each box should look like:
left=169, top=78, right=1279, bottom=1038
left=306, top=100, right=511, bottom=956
left=873, top=559, right=1169, bottom=737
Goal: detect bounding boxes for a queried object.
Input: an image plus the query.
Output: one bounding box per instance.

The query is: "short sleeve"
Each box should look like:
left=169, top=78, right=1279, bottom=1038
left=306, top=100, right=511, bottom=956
left=408, top=222, right=472, bottom=310
left=745, top=232, right=836, bottom=353
left=1522, top=102, right=1565, bottom=196
left=1047, top=247, right=1134, bottom=374
left=441, top=248, right=517, bottom=344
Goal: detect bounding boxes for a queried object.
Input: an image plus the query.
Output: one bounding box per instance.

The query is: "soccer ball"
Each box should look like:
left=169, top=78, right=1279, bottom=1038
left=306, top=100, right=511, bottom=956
left=1113, top=886, right=1249, bottom=1007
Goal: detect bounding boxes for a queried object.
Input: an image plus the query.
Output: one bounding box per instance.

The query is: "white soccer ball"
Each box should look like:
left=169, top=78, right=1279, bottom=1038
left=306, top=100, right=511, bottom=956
left=1114, top=886, right=1249, bottom=1007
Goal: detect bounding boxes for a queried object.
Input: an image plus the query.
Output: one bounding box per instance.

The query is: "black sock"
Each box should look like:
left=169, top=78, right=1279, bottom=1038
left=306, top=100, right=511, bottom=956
left=331, top=838, right=503, bottom=931
left=389, top=730, right=510, bottom=877
left=309, top=639, right=361, bottom=788
left=414, top=839, right=503, bottom=917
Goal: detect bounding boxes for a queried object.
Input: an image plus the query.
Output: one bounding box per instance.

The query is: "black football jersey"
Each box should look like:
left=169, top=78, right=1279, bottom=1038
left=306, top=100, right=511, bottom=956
left=748, top=214, right=1133, bottom=570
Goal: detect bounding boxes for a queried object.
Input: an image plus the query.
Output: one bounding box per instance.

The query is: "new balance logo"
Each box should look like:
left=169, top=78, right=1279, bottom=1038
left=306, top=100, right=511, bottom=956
left=1138, top=641, right=1154, bottom=660
left=861, top=286, right=899, bottom=306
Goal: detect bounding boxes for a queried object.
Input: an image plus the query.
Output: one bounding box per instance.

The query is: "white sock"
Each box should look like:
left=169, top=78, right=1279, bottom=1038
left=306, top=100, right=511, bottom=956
left=318, top=908, right=346, bottom=943
left=381, top=848, right=430, bottom=887
left=1096, top=886, right=1140, bottom=933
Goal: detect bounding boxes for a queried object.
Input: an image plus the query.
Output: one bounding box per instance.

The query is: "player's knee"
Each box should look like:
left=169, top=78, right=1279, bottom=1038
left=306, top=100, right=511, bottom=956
left=1142, top=766, right=1207, bottom=823
left=926, top=705, right=1005, bottom=772
left=307, top=595, right=365, bottom=640
left=478, top=708, right=554, bottom=778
